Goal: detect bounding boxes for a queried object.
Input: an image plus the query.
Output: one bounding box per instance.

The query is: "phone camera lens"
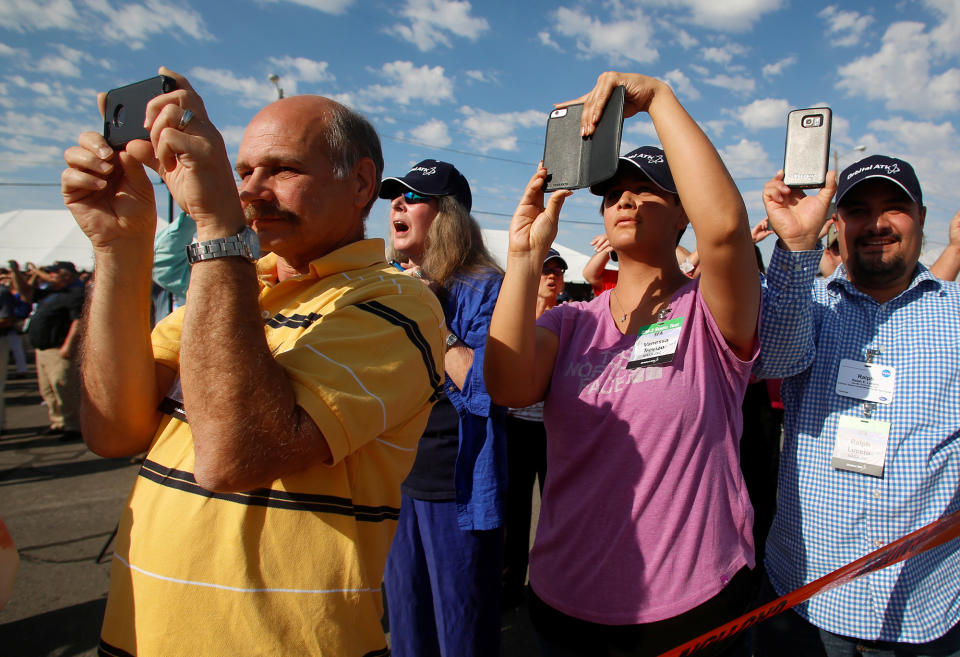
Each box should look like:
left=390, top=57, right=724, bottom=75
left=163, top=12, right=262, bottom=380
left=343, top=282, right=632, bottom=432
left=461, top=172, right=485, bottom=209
left=113, top=105, right=126, bottom=128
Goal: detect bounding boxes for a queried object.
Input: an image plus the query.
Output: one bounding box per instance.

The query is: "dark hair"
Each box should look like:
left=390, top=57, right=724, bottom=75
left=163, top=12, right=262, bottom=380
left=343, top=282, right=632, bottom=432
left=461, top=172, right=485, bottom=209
left=321, top=101, right=384, bottom=218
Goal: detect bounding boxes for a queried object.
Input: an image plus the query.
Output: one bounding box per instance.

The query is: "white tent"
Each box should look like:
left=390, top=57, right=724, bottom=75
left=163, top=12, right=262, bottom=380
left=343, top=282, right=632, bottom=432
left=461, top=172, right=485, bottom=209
left=0, top=209, right=96, bottom=271
left=0, top=211, right=593, bottom=284
left=480, top=228, right=591, bottom=284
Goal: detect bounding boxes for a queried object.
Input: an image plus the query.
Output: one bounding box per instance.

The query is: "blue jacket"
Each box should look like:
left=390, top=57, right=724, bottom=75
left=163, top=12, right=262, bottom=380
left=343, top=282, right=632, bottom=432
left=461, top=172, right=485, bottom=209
left=441, top=270, right=506, bottom=531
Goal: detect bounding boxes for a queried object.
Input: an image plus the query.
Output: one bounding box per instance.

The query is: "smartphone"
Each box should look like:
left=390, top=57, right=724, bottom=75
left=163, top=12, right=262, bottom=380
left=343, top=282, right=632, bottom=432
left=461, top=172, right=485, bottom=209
left=543, top=85, right=625, bottom=192
left=103, top=75, right=176, bottom=149
left=783, top=107, right=832, bottom=189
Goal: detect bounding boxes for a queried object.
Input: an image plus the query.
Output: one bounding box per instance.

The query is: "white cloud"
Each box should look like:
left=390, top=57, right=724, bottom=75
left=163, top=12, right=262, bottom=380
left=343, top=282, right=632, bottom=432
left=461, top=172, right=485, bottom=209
left=362, top=61, right=455, bottom=106
left=701, top=43, right=747, bottom=65
left=410, top=119, right=452, bottom=147
left=0, top=0, right=79, bottom=31
left=190, top=57, right=335, bottom=107
left=0, top=42, right=23, bottom=57
left=646, top=0, right=785, bottom=32
left=663, top=69, right=700, bottom=101
left=925, top=0, right=960, bottom=57
left=538, top=30, right=560, bottom=50
left=625, top=120, right=658, bottom=141
left=458, top=106, right=544, bottom=153
left=0, top=0, right=212, bottom=49
left=674, top=29, right=698, bottom=49
left=734, top=98, right=792, bottom=130
left=189, top=67, right=280, bottom=108
left=546, top=6, right=658, bottom=65
left=32, top=45, right=110, bottom=78
left=836, top=21, right=960, bottom=117
left=220, top=125, right=248, bottom=149
left=719, top=138, right=774, bottom=179
left=392, top=0, right=489, bottom=52
left=703, top=74, right=755, bottom=94
left=703, top=119, right=731, bottom=137
left=93, top=0, right=212, bottom=50
left=818, top=6, right=873, bottom=47
left=267, top=56, right=334, bottom=84
left=465, top=70, right=497, bottom=84
left=258, top=0, right=353, bottom=13
left=862, top=117, right=960, bottom=202
left=689, top=63, right=709, bottom=76
left=762, top=56, right=795, bottom=78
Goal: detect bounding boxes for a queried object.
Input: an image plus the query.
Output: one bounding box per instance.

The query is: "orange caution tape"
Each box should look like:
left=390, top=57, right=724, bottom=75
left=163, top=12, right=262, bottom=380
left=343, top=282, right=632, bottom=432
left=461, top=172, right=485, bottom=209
left=659, top=508, right=960, bottom=656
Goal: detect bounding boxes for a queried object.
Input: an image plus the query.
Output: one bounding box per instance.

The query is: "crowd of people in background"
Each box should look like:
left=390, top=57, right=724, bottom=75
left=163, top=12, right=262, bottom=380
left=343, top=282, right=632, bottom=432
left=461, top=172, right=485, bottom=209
left=2, top=66, right=959, bottom=656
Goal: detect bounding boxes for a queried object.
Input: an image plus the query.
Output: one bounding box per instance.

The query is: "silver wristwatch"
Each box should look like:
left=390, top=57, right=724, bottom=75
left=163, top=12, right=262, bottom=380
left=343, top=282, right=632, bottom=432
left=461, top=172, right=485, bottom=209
left=186, top=226, right=260, bottom=265
left=445, top=332, right=460, bottom=351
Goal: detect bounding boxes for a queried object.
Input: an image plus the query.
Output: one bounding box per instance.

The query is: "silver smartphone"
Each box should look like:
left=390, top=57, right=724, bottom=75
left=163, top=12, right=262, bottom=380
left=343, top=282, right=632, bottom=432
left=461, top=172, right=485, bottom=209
left=783, top=107, right=832, bottom=189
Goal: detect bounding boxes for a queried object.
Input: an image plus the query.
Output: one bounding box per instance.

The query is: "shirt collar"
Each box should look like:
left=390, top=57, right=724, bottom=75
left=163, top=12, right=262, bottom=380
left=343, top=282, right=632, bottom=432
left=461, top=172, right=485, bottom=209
left=256, top=238, right=388, bottom=286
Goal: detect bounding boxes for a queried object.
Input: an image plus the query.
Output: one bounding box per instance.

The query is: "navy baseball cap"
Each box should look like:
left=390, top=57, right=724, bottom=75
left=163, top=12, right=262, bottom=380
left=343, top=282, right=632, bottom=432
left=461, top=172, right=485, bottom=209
left=837, top=155, right=922, bottom=207
left=379, top=159, right=472, bottom=212
left=543, top=248, right=568, bottom=270
left=589, top=146, right=677, bottom=197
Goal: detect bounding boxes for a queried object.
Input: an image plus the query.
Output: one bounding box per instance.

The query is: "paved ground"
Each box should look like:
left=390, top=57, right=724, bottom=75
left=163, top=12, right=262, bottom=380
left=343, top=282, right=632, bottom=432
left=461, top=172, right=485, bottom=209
left=0, top=360, right=538, bottom=656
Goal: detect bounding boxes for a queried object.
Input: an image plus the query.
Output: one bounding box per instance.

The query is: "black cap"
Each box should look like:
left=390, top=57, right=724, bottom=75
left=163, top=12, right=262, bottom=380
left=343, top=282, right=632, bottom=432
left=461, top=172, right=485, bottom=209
left=543, top=248, right=568, bottom=270
left=379, top=159, right=472, bottom=212
left=589, top=146, right=677, bottom=197
left=48, top=261, right=77, bottom=274
left=837, top=155, right=922, bottom=207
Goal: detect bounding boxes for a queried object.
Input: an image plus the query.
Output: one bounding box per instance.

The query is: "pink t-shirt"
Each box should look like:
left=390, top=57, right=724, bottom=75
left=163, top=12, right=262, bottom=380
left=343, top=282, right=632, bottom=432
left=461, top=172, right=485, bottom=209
left=532, top=279, right=756, bottom=624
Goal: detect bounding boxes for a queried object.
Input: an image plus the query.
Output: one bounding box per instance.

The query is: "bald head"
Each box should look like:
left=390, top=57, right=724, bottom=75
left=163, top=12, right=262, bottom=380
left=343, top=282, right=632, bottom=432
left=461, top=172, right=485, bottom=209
left=245, top=95, right=383, bottom=215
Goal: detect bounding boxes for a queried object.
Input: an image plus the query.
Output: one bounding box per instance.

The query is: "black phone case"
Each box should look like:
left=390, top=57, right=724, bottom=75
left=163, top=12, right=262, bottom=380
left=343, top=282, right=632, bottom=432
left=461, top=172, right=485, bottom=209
left=103, top=75, right=176, bottom=149
left=543, top=85, right=625, bottom=192
left=783, top=107, right=832, bottom=189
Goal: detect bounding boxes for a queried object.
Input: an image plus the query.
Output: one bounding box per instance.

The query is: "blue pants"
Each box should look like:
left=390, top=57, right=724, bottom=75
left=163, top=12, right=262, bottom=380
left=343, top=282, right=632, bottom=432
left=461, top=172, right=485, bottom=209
left=384, top=495, right=504, bottom=657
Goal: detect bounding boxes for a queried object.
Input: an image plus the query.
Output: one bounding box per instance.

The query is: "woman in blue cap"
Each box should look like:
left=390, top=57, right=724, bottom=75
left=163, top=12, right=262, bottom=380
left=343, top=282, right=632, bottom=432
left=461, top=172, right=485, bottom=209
left=379, top=159, right=507, bottom=657
left=487, top=72, right=761, bottom=656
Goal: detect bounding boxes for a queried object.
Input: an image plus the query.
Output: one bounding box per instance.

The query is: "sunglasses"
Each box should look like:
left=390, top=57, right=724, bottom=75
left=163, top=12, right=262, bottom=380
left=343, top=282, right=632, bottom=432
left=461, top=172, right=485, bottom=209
left=542, top=265, right=566, bottom=276
left=402, top=191, right=433, bottom=204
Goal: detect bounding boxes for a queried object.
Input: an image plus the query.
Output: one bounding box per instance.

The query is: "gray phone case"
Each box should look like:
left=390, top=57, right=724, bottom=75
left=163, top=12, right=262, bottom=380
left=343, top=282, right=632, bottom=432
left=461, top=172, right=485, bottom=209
left=543, top=85, right=625, bottom=192
left=784, top=107, right=832, bottom=188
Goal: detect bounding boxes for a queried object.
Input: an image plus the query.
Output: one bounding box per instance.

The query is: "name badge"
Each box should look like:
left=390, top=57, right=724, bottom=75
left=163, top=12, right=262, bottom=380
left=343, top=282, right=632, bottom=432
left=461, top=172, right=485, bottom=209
left=832, top=415, right=891, bottom=477
left=835, top=359, right=896, bottom=404
left=627, top=317, right=683, bottom=369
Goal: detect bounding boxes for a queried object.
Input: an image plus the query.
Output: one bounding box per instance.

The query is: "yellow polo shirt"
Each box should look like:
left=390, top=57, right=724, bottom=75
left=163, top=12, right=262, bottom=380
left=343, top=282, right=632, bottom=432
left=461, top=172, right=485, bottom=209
left=99, top=239, right=444, bottom=656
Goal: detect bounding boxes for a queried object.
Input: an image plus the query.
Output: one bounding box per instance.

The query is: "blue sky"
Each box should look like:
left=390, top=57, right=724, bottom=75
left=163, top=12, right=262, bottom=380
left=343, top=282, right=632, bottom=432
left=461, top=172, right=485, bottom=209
left=1, top=0, right=959, bottom=266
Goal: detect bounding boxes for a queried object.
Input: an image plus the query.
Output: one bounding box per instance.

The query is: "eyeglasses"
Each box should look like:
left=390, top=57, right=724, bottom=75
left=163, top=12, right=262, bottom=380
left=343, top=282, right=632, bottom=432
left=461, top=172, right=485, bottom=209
left=542, top=265, right=566, bottom=276
left=402, top=191, right=433, bottom=204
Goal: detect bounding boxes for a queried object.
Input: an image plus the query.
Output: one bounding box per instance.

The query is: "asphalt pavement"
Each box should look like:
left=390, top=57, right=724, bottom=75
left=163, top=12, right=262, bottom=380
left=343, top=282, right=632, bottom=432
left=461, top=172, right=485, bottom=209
left=0, top=359, right=538, bottom=657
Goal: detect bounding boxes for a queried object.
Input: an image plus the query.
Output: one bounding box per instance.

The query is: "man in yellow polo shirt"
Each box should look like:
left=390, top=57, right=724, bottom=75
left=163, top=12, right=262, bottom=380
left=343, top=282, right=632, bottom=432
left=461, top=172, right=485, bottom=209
left=61, top=67, right=444, bottom=656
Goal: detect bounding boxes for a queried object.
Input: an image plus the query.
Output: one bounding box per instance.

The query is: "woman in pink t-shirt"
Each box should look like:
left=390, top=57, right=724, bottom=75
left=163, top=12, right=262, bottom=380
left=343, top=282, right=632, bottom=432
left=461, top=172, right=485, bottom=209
left=486, top=72, right=761, bottom=656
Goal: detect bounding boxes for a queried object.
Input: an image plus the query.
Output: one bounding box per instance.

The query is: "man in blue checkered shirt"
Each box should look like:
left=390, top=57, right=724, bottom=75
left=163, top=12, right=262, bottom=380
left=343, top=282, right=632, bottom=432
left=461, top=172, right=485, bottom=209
left=753, top=155, right=960, bottom=657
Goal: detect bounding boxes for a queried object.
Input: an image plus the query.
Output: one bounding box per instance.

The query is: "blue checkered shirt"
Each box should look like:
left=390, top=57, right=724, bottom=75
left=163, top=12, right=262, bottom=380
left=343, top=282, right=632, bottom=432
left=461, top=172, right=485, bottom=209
left=755, top=244, right=960, bottom=643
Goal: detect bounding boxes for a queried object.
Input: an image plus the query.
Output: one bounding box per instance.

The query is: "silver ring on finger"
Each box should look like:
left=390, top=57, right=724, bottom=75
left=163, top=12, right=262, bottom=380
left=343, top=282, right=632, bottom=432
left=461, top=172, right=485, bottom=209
left=177, top=109, right=195, bottom=131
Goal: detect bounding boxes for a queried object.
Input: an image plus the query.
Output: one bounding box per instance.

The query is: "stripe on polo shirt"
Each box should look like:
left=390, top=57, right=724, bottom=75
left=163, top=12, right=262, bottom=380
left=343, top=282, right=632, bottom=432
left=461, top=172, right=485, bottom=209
left=266, top=311, right=323, bottom=329
left=98, top=639, right=135, bottom=657
left=356, top=300, right=443, bottom=401
left=138, top=460, right=400, bottom=521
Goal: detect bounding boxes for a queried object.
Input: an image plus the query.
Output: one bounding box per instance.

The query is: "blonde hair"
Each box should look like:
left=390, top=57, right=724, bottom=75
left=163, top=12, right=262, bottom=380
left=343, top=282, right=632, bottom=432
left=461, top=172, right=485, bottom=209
left=388, top=195, right=502, bottom=289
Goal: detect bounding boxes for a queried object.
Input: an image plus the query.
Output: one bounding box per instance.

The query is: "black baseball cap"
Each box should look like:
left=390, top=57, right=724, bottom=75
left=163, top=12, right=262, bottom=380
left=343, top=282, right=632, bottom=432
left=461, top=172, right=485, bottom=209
left=379, top=159, right=472, bottom=212
left=543, top=248, right=568, bottom=270
left=837, top=155, right=922, bottom=207
left=589, top=146, right=677, bottom=197
left=45, top=261, right=77, bottom=274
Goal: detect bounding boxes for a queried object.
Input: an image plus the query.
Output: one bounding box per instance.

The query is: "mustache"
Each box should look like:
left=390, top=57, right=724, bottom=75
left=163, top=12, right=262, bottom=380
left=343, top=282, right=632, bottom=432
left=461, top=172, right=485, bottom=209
left=243, top=202, right=301, bottom=225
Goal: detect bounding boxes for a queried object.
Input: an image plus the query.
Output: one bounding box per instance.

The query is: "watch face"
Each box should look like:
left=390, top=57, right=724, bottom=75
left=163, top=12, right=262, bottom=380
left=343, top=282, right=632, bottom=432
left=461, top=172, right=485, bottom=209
left=241, top=226, right=261, bottom=260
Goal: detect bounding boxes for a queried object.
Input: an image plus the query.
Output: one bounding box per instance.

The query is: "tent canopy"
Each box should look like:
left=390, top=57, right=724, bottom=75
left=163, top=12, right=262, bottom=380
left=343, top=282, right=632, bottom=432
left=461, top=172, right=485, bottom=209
left=0, top=209, right=97, bottom=271
left=0, top=211, right=591, bottom=285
